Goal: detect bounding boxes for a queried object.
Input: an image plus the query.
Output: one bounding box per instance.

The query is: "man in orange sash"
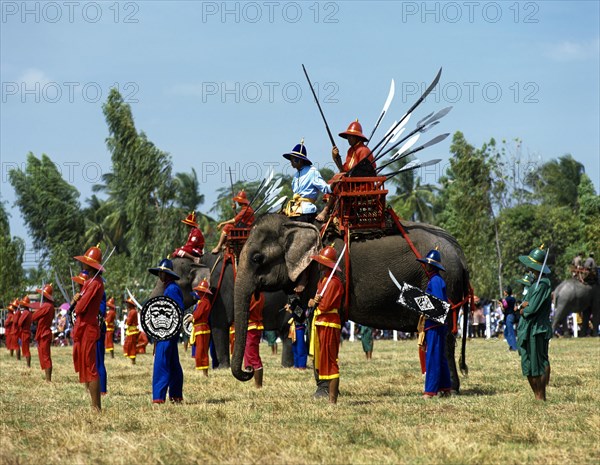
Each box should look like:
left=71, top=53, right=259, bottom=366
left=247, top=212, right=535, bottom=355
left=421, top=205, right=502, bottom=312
left=123, top=297, right=139, bottom=365
left=191, top=279, right=213, bottom=376
left=309, top=245, right=344, bottom=404
left=104, top=297, right=117, bottom=358
left=32, top=285, right=55, bottom=382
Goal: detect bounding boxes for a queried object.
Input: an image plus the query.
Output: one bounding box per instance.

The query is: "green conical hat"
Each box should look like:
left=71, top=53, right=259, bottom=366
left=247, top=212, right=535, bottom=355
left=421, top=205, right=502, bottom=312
left=516, top=272, right=534, bottom=286
left=518, top=245, right=551, bottom=274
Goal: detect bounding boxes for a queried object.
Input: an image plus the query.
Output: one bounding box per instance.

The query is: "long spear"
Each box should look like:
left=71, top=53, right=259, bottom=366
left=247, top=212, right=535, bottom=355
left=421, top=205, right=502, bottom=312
left=302, top=64, right=336, bottom=147
left=229, top=167, right=237, bottom=213
left=368, top=68, right=442, bottom=157
left=319, top=243, right=347, bottom=297
left=366, top=79, right=395, bottom=144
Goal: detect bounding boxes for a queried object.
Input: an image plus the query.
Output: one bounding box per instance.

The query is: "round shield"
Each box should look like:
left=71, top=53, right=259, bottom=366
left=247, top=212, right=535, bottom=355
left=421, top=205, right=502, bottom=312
left=182, top=311, right=193, bottom=337
left=141, top=296, right=182, bottom=341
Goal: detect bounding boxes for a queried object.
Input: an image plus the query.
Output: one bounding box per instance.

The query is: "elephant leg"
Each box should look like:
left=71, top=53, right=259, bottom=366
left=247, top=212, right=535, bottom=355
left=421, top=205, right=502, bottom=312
left=445, top=331, right=460, bottom=393
left=280, top=332, right=294, bottom=368
left=211, top=327, right=231, bottom=369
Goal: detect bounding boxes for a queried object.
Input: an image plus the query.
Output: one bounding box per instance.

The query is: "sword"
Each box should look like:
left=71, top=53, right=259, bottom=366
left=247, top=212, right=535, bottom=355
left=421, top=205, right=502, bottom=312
left=80, top=246, right=116, bottom=297
left=320, top=244, right=347, bottom=296
left=126, top=288, right=143, bottom=310
left=68, top=265, right=76, bottom=296
left=535, top=246, right=550, bottom=288
left=388, top=269, right=403, bottom=291
left=54, top=271, right=71, bottom=303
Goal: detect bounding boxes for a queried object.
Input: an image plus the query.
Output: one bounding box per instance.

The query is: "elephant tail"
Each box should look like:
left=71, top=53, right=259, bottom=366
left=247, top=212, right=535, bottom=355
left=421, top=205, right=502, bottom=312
left=459, top=269, right=471, bottom=377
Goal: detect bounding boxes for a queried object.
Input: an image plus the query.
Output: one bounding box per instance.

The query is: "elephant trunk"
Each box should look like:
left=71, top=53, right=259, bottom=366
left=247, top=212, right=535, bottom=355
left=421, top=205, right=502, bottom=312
left=231, top=273, right=255, bottom=382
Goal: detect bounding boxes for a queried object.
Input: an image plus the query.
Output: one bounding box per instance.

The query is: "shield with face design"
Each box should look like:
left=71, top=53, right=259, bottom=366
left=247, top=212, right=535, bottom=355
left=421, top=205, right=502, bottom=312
left=141, top=296, right=183, bottom=341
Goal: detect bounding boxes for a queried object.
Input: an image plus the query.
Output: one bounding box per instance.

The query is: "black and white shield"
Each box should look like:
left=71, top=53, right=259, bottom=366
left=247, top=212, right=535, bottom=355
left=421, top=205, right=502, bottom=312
left=141, top=296, right=183, bottom=341
left=182, top=311, right=193, bottom=337
left=396, top=281, right=451, bottom=324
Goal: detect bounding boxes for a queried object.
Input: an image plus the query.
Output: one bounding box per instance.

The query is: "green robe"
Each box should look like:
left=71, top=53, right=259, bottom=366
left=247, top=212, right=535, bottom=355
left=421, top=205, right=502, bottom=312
left=517, top=277, right=552, bottom=376
left=360, top=326, right=373, bottom=353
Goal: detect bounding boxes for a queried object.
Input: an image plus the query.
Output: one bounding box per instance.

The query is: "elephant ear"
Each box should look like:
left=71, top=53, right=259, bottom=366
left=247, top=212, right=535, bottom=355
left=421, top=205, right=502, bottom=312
left=282, top=221, right=321, bottom=282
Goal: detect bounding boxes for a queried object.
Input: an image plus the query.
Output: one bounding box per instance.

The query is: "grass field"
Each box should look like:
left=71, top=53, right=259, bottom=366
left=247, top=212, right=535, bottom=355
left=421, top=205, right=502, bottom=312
left=1, top=337, right=599, bottom=465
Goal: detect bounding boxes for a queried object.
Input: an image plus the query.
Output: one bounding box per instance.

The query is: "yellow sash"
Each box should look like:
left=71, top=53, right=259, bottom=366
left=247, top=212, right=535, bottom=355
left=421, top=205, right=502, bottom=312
left=309, top=308, right=339, bottom=371
left=284, top=194, right=314, bottom=217
left=126, top=325, right=139, bottom=336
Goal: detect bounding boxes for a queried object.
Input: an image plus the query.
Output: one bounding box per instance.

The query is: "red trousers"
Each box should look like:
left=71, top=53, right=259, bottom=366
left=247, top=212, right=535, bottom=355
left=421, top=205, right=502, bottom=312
left=194, top=333, right=210, bottom=370
left=105, top=330, right=115, bottom=352
left=37, top=334, right=52, bottom=369
left=316, top=325, right=340, bottom=380
left=73, top=324, right=99, bottom=383
left=21, top=332, right=31, bottom=358
left=123, top=334, right=139, bottom=359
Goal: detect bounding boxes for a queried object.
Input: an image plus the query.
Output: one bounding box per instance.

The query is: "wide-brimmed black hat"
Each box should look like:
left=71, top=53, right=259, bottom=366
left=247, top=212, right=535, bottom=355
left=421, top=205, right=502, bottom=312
left=283, top=139, right=312, bottom=165
left=148, top=258, right=180, bottom=280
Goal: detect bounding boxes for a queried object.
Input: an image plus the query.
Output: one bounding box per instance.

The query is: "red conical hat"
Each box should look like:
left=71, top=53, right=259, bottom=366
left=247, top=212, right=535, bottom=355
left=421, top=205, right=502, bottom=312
left=339, top=119, right=367, bottom=141
left=74, top=245, right=105, bottom=271
left=182, top=211, right=198, bottom=227
left=311, top=245, right=341, bottom=272
left=71, top=270, right=90, bottom=286
left=36, top=284, right=54, bottom=302
left=106, top=297, right=116, bottom=309
left=233, top=190, right=249, bottom=205
left=124, top=297, right=137, bottom=308
left=193, top=279, right=213, bottom=295
left=20, top=296, right=32, bottom=308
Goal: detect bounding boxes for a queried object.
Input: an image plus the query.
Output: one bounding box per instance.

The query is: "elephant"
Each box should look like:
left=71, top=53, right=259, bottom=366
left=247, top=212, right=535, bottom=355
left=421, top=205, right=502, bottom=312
left=552, top=278, right=600, bottom=336
left=231, top=214, right=471, bottom=394
left=151, top=254, right=291, bottom=368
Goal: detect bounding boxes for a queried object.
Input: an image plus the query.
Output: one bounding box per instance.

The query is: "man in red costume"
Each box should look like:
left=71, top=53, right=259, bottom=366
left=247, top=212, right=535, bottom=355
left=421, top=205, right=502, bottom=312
left=72, top=245, right=105, bottom=411
left=211, top=190, right=255, bottom=254
left=104, top=297, right=117, bottom=358
left=122, top=297, right=139, bottom=365
left=19, top=296, right=34, bottom=368
left=32, top=285, right=55, bottom=382
left=173, top=211, right=205, bottom=262
left=4, top=301, right=17, bottom=356
left=191, top=279, right=213, bottom=376
left=333, top=120, right=376, bottom=175
left=309, top=245, right=344, bottom=404
left=245, top=291, right=265, bottom=388
left=317, top=120, right=376, bottom=222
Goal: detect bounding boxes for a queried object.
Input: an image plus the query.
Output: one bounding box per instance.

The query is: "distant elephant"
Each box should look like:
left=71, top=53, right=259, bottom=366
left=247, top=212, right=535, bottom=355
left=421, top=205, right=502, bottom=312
left=231, top=214, right=471, bottom=393
left=149, top=257, right=211, bottom=310
left=151, top=254, right=291, bottom=368
left=552, top=278, right=599, bottom=336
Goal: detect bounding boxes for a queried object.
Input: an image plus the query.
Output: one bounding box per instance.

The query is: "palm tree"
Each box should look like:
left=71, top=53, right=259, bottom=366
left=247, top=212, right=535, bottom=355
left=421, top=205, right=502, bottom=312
left=174, top=168, right=204, bottom=212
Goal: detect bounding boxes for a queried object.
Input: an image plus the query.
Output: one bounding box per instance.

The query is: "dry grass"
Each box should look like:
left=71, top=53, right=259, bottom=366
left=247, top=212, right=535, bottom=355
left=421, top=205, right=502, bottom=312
left=1, top=337, right=599, bottom=465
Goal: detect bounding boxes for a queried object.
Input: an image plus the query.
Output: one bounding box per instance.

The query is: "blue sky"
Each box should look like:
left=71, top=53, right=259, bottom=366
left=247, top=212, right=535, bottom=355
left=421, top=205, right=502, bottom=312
left=1, top=1, right=599, bottom=265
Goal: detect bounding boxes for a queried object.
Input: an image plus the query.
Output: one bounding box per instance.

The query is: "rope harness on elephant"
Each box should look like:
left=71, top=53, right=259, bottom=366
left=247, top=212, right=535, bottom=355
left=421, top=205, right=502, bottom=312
left=321, top=205, right=472, bottom=334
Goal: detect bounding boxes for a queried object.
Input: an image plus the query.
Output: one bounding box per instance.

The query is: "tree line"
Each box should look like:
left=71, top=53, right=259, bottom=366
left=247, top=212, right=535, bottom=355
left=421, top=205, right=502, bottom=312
left=2, top=88, right=598, bottom=304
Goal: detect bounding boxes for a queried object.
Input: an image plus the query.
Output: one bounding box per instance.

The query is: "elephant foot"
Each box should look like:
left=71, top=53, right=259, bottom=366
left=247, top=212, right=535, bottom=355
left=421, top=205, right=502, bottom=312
left=313, top=379, right=329, bottom=399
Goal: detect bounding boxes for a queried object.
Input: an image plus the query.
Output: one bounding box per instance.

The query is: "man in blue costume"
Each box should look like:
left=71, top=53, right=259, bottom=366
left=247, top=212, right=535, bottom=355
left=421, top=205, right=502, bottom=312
left=148, top=258, right=185, bottom=403
left=500, top=286, right=518, bottom=351
left=417, top=249, right=452, bottom=399
left=283, top=139, right=331, bottom=223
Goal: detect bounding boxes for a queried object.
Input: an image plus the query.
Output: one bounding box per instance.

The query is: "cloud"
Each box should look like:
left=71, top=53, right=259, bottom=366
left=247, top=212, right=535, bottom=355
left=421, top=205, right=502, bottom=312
left=546, top=38, right=600, bottom=62
left=18, top=68, right=52, bottom=87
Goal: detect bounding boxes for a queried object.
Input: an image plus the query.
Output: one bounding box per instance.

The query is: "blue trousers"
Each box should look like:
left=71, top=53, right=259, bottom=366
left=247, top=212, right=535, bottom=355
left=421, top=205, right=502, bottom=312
left=96, top=334, right=107, bottom=394
left=292, top=325, right=307, bottom=368
left=504, top=313, right=518, bottom=351
left=424, top=325, right=451, bottom=395
left=152, top=338, right=184, bottom=402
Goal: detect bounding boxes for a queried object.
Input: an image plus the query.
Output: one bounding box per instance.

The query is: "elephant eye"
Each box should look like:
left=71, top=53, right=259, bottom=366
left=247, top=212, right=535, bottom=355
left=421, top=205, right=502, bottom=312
left=251, top=252, right=264, bottom=265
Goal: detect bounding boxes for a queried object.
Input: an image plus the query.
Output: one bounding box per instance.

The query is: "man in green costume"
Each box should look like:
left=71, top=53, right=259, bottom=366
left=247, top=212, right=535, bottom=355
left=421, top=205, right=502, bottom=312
left=517, top=245, right=552, bottom=401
